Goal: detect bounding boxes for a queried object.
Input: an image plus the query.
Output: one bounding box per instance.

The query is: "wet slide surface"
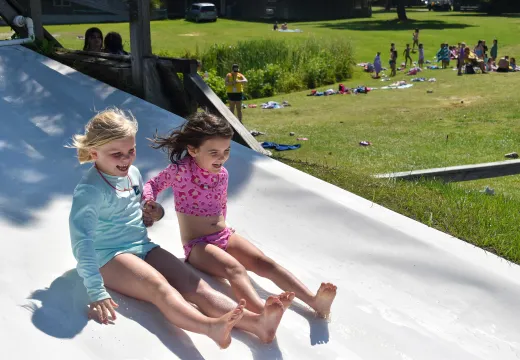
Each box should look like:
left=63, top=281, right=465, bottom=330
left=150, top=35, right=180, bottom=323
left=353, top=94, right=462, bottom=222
left=1, top=46, right=519, bottom=360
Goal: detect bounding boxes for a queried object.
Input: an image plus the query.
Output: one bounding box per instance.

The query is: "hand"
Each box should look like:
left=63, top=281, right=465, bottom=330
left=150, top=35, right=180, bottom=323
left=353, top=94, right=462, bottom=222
left=143, top=210, right=154, bottom=227
left=88, top=298, right=118, bottom=324
left=143, top=200, right=164, bottom=226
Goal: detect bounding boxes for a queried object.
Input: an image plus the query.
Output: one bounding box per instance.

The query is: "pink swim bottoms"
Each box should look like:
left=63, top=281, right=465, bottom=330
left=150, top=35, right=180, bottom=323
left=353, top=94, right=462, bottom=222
left=183, top=227, right=235, bottom=262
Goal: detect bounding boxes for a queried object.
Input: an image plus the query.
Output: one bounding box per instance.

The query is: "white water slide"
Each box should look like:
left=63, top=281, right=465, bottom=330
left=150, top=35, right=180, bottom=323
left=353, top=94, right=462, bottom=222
left=1, top=45, right=519, bottom=360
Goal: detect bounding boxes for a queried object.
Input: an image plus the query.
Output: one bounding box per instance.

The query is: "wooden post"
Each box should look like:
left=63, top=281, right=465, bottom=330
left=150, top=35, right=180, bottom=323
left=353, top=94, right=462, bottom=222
left=28, top=0, right=43, bottom=40
left=129, top=0, right=152, bottom=98
left=183, top=60, right=199, bottom=114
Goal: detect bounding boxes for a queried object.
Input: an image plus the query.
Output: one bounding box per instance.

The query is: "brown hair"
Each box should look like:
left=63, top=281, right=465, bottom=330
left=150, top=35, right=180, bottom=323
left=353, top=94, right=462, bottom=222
left=150, top=111, right=234, bottom=163
left=69, top=108, right=138, bottom=163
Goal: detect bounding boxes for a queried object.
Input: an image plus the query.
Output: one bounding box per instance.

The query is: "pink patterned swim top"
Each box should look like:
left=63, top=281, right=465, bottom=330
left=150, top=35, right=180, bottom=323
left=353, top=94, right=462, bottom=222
left=142, top=156, right=228, bottom=218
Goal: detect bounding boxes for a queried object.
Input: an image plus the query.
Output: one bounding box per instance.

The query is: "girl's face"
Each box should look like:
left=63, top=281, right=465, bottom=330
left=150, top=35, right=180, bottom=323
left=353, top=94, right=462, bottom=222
left=90, top=136, right=136, bottom=176
left=88, top=32, right=102, bottom=51
left=188, top=137, right=231, bottom=174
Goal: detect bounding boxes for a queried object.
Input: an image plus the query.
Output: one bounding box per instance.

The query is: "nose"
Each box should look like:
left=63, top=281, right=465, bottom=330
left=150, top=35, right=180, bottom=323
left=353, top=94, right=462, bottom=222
left=121, top=153, right=132, bottom=162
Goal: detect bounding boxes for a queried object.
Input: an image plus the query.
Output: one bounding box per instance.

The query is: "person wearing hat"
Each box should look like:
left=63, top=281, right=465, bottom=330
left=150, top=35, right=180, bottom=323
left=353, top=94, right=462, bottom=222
left=225, top=64, right=248, bottom=123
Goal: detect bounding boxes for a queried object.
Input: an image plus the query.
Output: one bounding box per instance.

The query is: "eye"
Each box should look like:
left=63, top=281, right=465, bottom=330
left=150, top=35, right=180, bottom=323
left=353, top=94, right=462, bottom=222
left=129, top=148, right=135, bottom=154
left=112, top=153, right=122, bottom=158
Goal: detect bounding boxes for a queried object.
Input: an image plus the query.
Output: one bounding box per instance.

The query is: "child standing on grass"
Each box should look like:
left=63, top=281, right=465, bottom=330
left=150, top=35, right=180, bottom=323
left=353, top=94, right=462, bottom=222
left=437, top=43, right=450, bottom=69
left=390, top=43, right=397, bottom=76
left=403, top=44, right=413, bottom=68
left=374, top=52, right=382, bottom=78
left=412, top=28, right=420, bottom=52
left=142, top=111, right=337, bottom=318
left=491, top=39, right=498, bottom=61
left=458, top=42, right=466, bottom=75
left=418, top=44, right=425, bottom=68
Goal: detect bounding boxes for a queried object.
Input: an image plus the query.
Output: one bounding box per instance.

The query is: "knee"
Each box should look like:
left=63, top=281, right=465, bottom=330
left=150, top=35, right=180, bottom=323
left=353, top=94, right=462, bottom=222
left=252, top=256, right=276, bottom=277
left=225, top=263, right=247, bottom=280
left=146, top=275, right=172, bottom=301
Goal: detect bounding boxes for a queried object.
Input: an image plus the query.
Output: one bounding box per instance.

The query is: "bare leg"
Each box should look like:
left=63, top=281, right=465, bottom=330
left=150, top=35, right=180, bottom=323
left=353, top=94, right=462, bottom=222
left=185, top=244, right=266, bottom=314
left=146, top=248, right=285, bottom=343
left=236, top=101, right=243, bottom=122
left=229, top=101, right=236, bottom=117
left=100, top=253, right=244, bottom=348
left=227, top=233, right=337, bottom=318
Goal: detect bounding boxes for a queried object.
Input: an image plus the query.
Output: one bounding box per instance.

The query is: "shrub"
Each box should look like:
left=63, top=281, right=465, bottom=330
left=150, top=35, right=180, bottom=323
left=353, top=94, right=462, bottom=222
left=243, top=68, right=265, bottom=99
left=157, top=37, right=355, bottom=100
left=201, top=69, right=227, bottom=102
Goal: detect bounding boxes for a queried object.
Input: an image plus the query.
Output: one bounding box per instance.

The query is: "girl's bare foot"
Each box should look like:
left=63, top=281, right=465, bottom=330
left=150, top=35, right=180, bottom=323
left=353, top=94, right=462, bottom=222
left=313, top=283, right=337, bottom=318
left=255, top=295, right=284, bottom=343
left=208, top=299, right=246, bottom=349
left=278, top=291, right=295, bottom=311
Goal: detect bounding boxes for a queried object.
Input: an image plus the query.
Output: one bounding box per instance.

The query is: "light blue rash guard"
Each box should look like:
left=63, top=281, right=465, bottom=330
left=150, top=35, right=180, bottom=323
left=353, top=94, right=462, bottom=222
left=69, top=165, right=158, bottom=302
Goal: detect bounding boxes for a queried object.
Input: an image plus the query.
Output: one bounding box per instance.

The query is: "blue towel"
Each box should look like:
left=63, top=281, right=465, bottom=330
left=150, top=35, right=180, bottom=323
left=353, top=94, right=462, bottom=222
left=261, top=142, right=301, bottom=151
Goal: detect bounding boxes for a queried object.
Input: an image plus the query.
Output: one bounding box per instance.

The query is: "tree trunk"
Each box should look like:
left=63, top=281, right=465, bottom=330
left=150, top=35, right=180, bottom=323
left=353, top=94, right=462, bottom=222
left=397, top=0, right=407, bottom=21
left=385, top=0, right=391, bottom=11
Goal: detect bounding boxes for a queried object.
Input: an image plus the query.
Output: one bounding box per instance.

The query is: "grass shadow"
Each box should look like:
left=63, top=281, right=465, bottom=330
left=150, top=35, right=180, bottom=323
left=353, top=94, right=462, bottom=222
left=316, top=18, right=474, bottom=31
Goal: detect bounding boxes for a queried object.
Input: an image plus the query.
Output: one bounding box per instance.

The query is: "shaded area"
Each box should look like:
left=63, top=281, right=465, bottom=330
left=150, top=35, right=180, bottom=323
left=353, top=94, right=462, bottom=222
left=0, top=46, right=253, bottom=226
left=24, top=270, right=206, bottom=360
left=441, top=12, right=520, bottom=18
left=24, top=267, right=291, bottom=359
left=316, top=19, right=474, bottom=31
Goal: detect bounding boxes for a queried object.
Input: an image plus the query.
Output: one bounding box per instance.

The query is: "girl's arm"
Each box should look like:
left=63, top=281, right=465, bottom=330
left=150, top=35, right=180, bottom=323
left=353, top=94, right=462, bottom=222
left=142, top=164, right=178, bottom=203
left=239, top=74, right=248, bottom=83
left=69, top=185, right=110, bottom=303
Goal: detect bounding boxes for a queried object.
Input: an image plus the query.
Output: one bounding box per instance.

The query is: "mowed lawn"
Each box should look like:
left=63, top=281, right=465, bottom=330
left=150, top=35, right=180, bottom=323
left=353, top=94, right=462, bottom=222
left=3, top=9, right=520, bottom=262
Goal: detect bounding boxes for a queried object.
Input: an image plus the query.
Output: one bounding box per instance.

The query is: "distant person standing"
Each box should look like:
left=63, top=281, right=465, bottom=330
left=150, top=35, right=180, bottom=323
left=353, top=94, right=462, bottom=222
left=403, top=44, right=413, bottom=68
left=389, top=43, right=397, bottom=77
left=490, top=39, right=498, bottom=61
left=412, top=28, right=420, bottom=52
left=373, top=52, right=382, bottom=78
left=225, top=64, right=248, bottom=123
left=418, top=43, right=425, bottom=68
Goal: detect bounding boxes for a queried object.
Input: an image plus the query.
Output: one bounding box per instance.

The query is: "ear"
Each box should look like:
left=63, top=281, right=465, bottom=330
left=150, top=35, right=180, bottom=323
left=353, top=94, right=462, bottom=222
left=187, top=145, right=198, bottom=157
left=90, top=148, right=99, bottom=160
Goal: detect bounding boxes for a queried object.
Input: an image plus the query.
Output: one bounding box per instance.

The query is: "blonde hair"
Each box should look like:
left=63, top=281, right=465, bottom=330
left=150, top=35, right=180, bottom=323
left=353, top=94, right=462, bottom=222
left=69, top=108, right=138, bottom=164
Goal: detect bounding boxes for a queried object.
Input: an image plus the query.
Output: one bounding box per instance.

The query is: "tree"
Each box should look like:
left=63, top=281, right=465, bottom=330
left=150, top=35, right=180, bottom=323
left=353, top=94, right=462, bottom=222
left=396, top=0, right=408, bottom=21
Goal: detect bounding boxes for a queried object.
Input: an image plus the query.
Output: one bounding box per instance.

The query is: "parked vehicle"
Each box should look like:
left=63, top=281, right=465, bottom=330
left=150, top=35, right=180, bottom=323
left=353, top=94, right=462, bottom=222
left=185, top=3, right=218, bottom=23
left=427, top=0, right=452, bottom=11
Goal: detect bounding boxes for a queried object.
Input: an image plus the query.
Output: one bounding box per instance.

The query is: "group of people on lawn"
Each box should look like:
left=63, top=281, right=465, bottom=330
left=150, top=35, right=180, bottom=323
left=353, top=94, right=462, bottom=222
left=372, top=28, right=516, bottom=78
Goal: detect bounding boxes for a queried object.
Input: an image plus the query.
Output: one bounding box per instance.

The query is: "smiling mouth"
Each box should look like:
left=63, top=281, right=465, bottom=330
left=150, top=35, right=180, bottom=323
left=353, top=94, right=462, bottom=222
left=117, top=165, right=129, bottom=172
left=212, top=164, right=222, bottom=169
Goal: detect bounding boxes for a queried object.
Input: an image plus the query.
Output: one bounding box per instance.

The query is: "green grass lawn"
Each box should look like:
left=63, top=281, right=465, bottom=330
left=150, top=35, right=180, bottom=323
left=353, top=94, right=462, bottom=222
left=3, top=8, right=520, bottom=263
